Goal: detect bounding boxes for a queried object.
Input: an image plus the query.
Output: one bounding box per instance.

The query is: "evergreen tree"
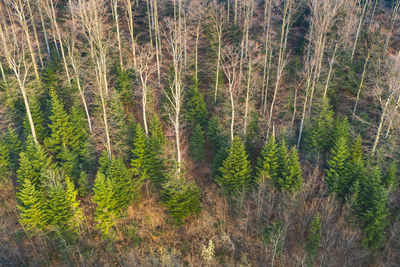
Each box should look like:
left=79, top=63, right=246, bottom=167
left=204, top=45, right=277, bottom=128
left=23, top=96, right=48, bottom=143
left=325, top=136, right=349, bottom=194
left=274, top=140, right=288, bottom=187
left=65, top=175, right=83, bottom=233
left=309, top=103, right=334, bottom=154
left=350, top=135, right=363, bottom=163
left=115, top=67, right=135, bottom=106
left=208, top=116, right=229, bottom=176
left=70, top=104, right=91, bottom=169
left=278, top=147, right=302, bottom=192
left=343, top=159, right=366, bottom=201
left=17, top=136, right=53, bottom=188
left=256, top=134, right=278, bottom=184
left=382, top=162, right=397, bottom=191
left=0, top=137, right=10, bottom=183
left=77, top=171, right=90, bottom=197
left=17, top=178, right=48, bottom=233
left=305, top=213, right=321, bottom=266
left=189, top=124, right=206, bottom=162
left=216, top=137, right=252, bottom=195
left=331, top=116, right=350, bottom=147
left=108, top=94, right=131, bottom=158
left=48, top=178, right=74, bottom=233
left=146, top=116, right=167, bottom=186
left=5, top=128, right=23, bottom=173
left=93, top=172, right=117, bottom=238
left=185, top=78, right=208, bottom=128
left=355, top=167, right=388, bottom=250
left=161, top=175, right=202, bottom=225
left=131, top=124, right=148, bottom=182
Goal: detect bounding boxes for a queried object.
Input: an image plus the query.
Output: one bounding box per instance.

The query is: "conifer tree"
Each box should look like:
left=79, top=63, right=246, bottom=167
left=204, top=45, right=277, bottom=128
left=65, top=176, right=84, bottom=233
left=331, top=117, right=350, bottom=147
left=23, top=96, right=47, bottom=143
left=325, top=136, right=349, bottom=194
left=131, top=124, right=148, bottom=182
left=108, top=94, right=131, bottom=158
left=17, top=136, right=53, bottom=188
left=256, top=134, right=278, bottom=184
left=208, top=116, right=229, bottom=176
left=0, top=138, right=10, bottom=183
left=146, top=116, right=167, bottom=186
left=70, top=104, right=91, bottom=169
left=305, top=213, right=321, bottom=265
left=185, top=78, right=208, bottom=128
left=189, top=124, right=206, bottom=162
left=274, top=140, right=288, bottom=187
left=343, top=159, right=366, bottom=200
left=115, top=67, right=135, bottom=106
left=6, top=128, right=23, bottom=173
left=382, top=162, right=397, bottom=191
left=216, top=137, right=252, bottom=195
left=355, top=167, right=388, bottom=250
left=161, top=175, right=202, bottom=225
left=17, top=178, right=48, bottom=233
left=48, top=178, right=74, bottom=233
left=279, top=147, right=302, bottom=192
left=93, top=172, right=117, bottom=237
left=309, top=103, right=334, bottom=154
left=77, top=171, right=90, bottom=197
left=350, top=135, right=363, bottom=163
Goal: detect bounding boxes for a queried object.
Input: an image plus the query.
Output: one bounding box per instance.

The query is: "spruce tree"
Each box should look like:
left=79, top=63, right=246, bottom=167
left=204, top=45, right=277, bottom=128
left=305, top=213, right=321, bottom=265
left=274, top=140, right=288, bottom=188
left=93, top=172, right=117, bottom=238
left=65, top=175, right=83, bottom=233
left=325, top=136, right=349, bottom=194
left=161, top=175, right=202, bottom=225
left=189, top=124, right=206, bottom=162
left=146, top=116, right=167, bottom=186
left=382, top=162, right=397, bottom=191
left=355, top=167, right=388, bottom=250
left=309, top=103, right=334, bottom=154
left=17, top=178, right=48, bottom=233
left=185, top=78, right=208, bottom=128
left=70, top=104, right=91, bottom=169
left=0, top=137, right=10, bottom=183
left=216, top=137, right=252, bottom=195
left=131, top=124, right=148, bottom=182
left=331, top=116, right=350, bottom=147
left=6, top=128, right=23, bottom=173
left=23, top=96, right=47, bottom=143
left=279, top=147, right=302, bottom=192
left=256, top=134, right=278, bottom=184
left=17, top=136, right=53, bottom=188
left=48, top=178, right=74, bottom=233
left=350, top=135, right=363, bottom=163
left=115, top=67, right=135, bottom=106
left=108, top=94, right=131, bottom=158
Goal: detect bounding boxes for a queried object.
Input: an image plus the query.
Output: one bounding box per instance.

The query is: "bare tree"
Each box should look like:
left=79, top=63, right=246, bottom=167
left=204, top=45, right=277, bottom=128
left=75, top=0, right=112, bottom=156
left=351, top=0, right=370, bottom=61
left=111, top=0, right=124, bottom=69
left=221, top=46, right=240, bottom=142
left=261, top=0, right=273, bottom=116
left=372, top=51, right=400, bottom=154
left=123, top=0, right=137, bottom=68
left=136, top=45, right=156, bottom=136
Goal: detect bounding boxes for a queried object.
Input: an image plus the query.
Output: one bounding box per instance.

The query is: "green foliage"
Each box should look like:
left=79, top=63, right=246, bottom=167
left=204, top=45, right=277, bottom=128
left=189, top=124, right=206, bottom=162
left=208, top=116, right=229, bottom=177
left=331, top=116, right=350, bottom=147
left=115, top=67, right=135, bottom=105
left=161, top=176, right=202, bottom=225
left=354, top=167, right=388, bottom=250
left=0, top=137, right=10, bottom=183
left=185, top=78, right=208, bottom=128
left=278, top=147, right=302, bottom=192
left=382, top=162, right=397, bottom=191
left=309, top=103, right=334, bottom=154
left=5, top=128, right=23, bottom=173
left=70, top=104, right=92, bottom=170
left=350, top=135, right=363, bottom=163
left=216, top=137, right=252, bottom=195
left=93, top=172, right=117, bottom=238
left=146, top=116, right=167, bottom=186
left=108, top=94, right=131, bottom=158
left=23, top=96, right=48, bottom=142
left=305, top=213, right=321, bottom=265
left=131, top=124, right=148, bottom=181
left=77, top=171, right=90, bottom=197
left=325, top=136, right=349, bottom=194
left=17, top=136, right=52, bottom=188
left=17, top=178, right=48, bottom=233
left=256, top=134, right=278, bottom=184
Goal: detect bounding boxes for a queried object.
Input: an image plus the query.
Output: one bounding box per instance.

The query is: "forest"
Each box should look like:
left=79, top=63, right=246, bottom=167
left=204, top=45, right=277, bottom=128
left=0, top=0, right=400, bottom=266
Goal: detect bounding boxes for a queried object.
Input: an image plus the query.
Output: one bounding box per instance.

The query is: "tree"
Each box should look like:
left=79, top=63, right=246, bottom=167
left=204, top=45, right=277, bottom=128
left=0, top=137, right=10, bottom=183
left=5, top=128, right=23, bottom=173
left=382, top=162, right=397, bottom=191
left=146, top=116, right=167, bottom=187
left=278, top=147, right=302, bottom=192
left=349, top=135, right=363, bottom=163
left=308, top=103, right=334, bottom=154
left=256, top=134, right=278, bottom=184
left=216, top=137, right=252, bottom=195
left=23, top=95, right=47, bottom=143
left=325, top=136, right=349, bottom=194
left=161, top=176, right=202, bottom=225
left=93, top=172, right=117, bottom=238
left=17, top=178, right=48, bottom=233
left=17, top=136, right=52, bottom=188
left=355, top=167, right=388, bottom=250
left=131, top=124, right=148, bottom=182
left=185, top=78, right=208, bottom=128
left=305, top=213, right=321, bottom=265
left=189, top=124, right=206, bottom=163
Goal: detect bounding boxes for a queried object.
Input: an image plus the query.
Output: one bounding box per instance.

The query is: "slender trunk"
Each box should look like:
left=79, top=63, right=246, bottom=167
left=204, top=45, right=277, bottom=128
left=229, top=84, right=235, bottom=141
left=195, top=22, right=200, bottom=83
left=372, top=100, right=390, bottom=154
left=146, top=0, right=153, bottom=47
left=214, top=32, right=222, bottom=102
left=27, top=0, right=43, bottom=68
left=112, top=0, right=124, bottom=69
left=353, top=52, right=370, bottom=117
left=38, top=5, right=51, bottom=59
left=351, top=0, right=369, bottom=61
left=383, top=0, right=400, bottom=56
left=244, top=57, right=252, bottom=136
left=323, top=44, right=338, bottom=101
